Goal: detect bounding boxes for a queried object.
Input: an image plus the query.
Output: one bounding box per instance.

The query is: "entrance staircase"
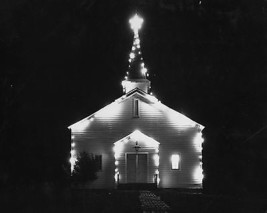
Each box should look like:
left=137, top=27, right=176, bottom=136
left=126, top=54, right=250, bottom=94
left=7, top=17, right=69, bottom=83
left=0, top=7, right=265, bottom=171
left=139, top=191, right=170, bottom=213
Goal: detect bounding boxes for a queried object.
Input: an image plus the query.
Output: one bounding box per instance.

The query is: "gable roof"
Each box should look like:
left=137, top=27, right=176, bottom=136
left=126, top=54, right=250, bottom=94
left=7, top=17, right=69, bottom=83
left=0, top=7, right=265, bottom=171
left=114, top=130, right=160, bottom=146
left=68, top=88, right=204, bottom=130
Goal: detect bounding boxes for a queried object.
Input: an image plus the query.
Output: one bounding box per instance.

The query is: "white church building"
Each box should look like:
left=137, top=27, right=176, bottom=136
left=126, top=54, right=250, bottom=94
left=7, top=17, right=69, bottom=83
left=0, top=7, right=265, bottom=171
left=68, top=14, right=205, bottom=189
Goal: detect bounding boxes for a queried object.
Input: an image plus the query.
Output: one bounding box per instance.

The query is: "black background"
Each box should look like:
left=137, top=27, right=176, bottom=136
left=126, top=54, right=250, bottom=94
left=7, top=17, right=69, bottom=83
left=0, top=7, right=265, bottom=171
left=1, top=0, right=266, bottom=195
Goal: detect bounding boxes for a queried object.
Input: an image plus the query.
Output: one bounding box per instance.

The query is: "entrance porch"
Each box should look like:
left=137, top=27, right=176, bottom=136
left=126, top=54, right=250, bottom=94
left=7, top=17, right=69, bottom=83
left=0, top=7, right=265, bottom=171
left=113, top=130, right=160, bottom=186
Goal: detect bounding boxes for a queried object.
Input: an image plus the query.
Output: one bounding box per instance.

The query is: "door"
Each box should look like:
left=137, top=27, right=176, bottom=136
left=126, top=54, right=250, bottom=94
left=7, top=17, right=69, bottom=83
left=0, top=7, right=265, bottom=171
left=127, top=153, right=148, bottom=183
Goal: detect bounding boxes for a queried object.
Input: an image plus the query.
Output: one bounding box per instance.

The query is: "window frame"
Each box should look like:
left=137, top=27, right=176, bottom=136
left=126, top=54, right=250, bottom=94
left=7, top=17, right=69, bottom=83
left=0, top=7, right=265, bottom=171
left=133, top=98, right=140, bottom=118
left=171, top=153, right=181, bottom=170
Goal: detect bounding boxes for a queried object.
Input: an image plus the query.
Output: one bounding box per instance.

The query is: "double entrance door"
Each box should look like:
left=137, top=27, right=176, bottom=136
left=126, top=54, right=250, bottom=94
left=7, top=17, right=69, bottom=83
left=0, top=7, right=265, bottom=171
left=126, top=153, right=148, bottom=183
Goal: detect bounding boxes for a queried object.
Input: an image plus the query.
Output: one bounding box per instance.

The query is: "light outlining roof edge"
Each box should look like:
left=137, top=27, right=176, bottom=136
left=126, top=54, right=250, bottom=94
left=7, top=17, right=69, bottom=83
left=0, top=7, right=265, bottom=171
left=113, top=129, right=160, bottom=145
left=141, top=91, right=205, bottom=131
left=67, top=94, right=130, bottom=129
left=68, top=89, right=204, bottom=131
left=159, top=102, right=205, bottom=131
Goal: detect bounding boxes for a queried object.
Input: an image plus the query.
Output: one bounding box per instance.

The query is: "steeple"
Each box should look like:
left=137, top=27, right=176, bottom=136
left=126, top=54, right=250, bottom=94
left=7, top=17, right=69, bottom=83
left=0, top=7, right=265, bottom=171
left=122, top=14, right=151, bottom=94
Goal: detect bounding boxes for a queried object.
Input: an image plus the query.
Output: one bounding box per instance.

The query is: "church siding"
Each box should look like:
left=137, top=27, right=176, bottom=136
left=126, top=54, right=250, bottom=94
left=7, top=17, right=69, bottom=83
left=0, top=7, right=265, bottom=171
left=70, top=94, right=202, bottom=188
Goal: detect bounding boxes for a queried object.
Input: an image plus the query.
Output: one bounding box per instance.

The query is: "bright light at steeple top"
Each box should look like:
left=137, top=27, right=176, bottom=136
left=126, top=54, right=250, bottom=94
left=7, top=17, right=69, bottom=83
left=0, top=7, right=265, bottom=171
left=129, top=14, right=143, bottom=35
left=124, top=14, right=148, bottom=80
left=122, top=13, right=150, bottom=94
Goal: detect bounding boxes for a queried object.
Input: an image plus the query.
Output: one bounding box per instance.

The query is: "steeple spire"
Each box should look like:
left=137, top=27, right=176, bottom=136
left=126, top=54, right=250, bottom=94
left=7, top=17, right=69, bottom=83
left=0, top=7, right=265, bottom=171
left=127, top=14, right=147, bottom=79
left=122, top=14, right=151, bottom=94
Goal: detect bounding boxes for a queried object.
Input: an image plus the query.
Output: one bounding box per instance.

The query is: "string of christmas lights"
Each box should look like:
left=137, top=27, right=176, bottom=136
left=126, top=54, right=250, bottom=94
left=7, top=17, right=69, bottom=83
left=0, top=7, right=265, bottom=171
left=125, top=14, right=149, bottom=80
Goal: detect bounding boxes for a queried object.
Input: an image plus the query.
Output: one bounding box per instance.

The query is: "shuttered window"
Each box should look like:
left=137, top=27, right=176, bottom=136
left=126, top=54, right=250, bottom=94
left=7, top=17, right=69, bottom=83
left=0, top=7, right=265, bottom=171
left=133, top=99, right=139, bottom=117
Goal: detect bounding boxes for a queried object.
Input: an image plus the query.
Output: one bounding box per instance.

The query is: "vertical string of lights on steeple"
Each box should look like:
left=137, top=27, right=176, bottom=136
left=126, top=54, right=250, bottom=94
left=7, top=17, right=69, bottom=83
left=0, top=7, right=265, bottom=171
left=124, top=14, right=149, bottom=80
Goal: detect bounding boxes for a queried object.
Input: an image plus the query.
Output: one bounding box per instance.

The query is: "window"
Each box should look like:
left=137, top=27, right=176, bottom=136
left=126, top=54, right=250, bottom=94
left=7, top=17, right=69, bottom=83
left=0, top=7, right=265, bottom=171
left=133, top=99, right=139, bottom=117
left=171, top=154, right=180, bottom=170
left=95, top=155, right=102, bottom=171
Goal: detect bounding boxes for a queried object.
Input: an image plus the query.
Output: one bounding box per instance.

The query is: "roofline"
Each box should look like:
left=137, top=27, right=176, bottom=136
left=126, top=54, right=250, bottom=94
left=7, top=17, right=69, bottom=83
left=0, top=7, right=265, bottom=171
left=68, top=89, right=141, bottom=129
left=68, top=88, right=205, bottom=130
left=113, top=130, right=160, bottom=145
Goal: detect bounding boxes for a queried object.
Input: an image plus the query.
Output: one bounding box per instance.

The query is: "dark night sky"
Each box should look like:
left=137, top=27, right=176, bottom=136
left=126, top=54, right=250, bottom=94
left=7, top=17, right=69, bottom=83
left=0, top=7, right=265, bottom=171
left=1, top=0, right=267, bottom=192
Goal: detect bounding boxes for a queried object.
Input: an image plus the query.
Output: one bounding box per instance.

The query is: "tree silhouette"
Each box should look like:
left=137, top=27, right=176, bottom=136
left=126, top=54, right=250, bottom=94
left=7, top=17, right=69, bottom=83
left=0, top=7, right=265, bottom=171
left=71, top=152, right=99, bottom=186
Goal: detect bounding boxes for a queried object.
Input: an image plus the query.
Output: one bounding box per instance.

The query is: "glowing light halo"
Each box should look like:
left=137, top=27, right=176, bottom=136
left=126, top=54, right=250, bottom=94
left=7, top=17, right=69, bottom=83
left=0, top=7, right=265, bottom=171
left=193, top=165, right=204, bottom=182
left=194, top=132, right=204, bottom=152
left=129, top=14, right=143, bottom=35
left=141, top=67, right=147, bottom=75
left=130, top=53, right=135, bottom=59
left=154, top=154, right=159, bottom=167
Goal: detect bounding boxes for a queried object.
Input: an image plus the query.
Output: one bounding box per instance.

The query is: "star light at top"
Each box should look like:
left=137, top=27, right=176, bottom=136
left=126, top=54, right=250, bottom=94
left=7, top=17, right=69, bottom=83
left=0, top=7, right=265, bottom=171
left=129, top=14, right=143, bottom=35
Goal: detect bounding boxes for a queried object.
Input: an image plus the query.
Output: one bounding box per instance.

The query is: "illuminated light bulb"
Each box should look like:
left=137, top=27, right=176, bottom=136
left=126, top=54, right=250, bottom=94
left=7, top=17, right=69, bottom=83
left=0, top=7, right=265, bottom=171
left=114, top=172, right=120, bottom=181
left=69, top=157, right=76, bottom=164
left=115, top=161, right=119, bottom=166
left=71, top=143, right=75, bottom=148
left=126, top=72, right=129, bottom=75
left=153, top=154, right=159, bottom=167
left=124, top=76, right=128, bottom=80
left=137, top=45, right=140, bottom=48
left=150, top=92, right=153, bottom=95
left=134, top=38, right=140, bottom=45
left=130, top=53, right=135, bottom=59
left=71, top=135, right=75, bottom=139
left=129, top=14, right=143, bottom=35
left=132, top=47, right=136, bottom=51
left=194, top=166, right=204, bottom=181
left=115, top=153, right=120, bottom=159
left=115, top=168, right=118, bottom=172
left=146, top=73, right=149, bottom=77
left=141, top=62, right=144, bottom=67
left=128, top=59, right=131, bottom=63
left=141, top=67, right=147, bottom=75
left=194, top=132, right=204, bottom=152
left=138, top=51, right=141, bottom=54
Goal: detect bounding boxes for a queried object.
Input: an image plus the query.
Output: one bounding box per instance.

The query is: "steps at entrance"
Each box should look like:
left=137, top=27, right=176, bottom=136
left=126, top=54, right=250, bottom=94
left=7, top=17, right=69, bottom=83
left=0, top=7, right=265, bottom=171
left=139, top=191, right=170, bottom=212
left=117, top=183, right=157, bottom=190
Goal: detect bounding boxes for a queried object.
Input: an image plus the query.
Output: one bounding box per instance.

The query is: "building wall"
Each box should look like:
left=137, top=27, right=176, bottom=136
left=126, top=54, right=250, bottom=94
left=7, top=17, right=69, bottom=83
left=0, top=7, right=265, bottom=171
left=70, top=92, right=203, bottom=188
